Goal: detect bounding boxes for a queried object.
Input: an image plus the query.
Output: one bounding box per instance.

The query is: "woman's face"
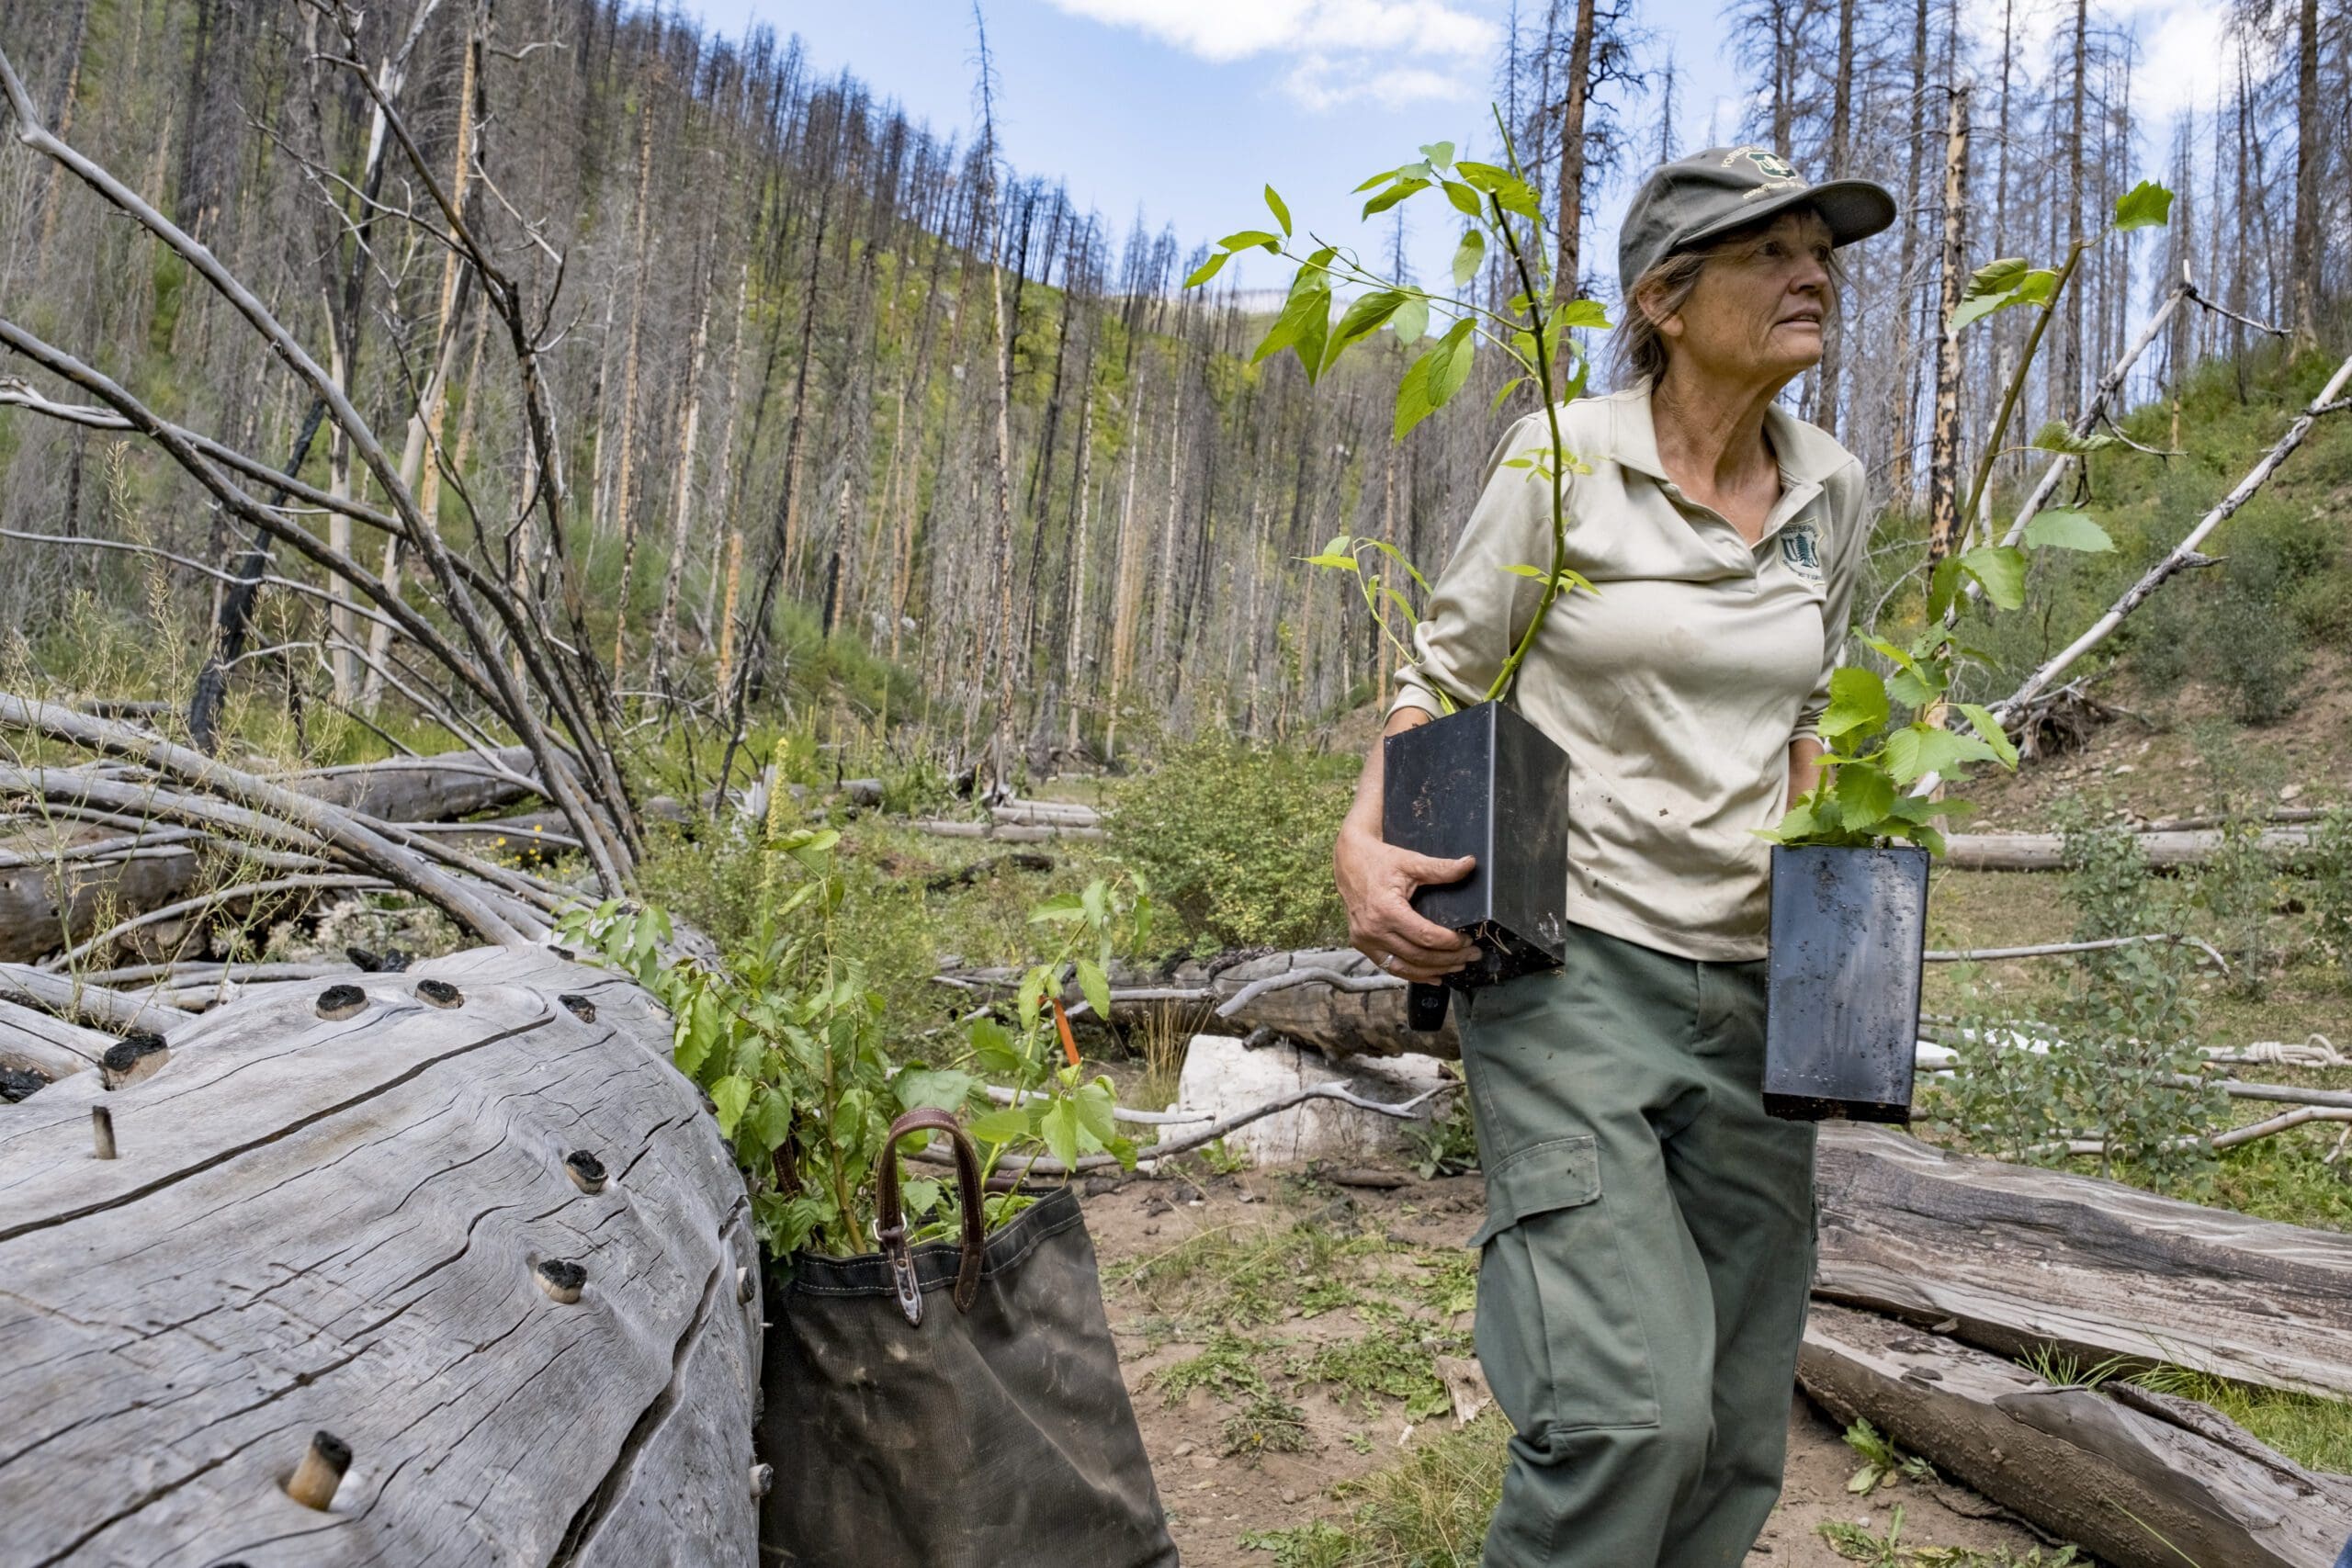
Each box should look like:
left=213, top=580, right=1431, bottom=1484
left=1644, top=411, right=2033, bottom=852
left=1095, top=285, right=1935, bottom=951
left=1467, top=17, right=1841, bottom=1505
left=1653, top=209, right=1836, bottom=385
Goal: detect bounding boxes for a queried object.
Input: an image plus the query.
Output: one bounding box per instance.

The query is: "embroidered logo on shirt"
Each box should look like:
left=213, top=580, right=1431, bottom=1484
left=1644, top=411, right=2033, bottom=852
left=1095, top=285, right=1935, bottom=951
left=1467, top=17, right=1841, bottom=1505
left=1780, top=521, right=1825, bottom=582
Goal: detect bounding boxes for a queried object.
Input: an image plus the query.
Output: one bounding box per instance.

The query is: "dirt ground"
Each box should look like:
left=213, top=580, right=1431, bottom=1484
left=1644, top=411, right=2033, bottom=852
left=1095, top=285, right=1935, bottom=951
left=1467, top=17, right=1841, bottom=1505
left=1083, top=1167, right=2073, bottom=1567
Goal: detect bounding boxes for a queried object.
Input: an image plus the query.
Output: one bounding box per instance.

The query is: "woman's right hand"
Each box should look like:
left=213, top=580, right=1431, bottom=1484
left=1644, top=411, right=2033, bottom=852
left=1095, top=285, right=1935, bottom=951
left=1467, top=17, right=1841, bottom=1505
left=1334, top=824, right=1479, bottom=984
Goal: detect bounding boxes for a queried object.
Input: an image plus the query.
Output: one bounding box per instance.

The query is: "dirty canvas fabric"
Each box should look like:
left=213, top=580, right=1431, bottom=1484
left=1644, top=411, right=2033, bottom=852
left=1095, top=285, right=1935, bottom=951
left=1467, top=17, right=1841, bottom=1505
left=759, top=1114, right=1176, bottom=1568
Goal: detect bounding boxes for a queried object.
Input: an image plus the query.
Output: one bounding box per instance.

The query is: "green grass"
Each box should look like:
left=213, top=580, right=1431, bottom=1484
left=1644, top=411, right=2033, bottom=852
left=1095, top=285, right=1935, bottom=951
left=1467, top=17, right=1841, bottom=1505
left=1106, top=1219, right=1396, bottom=1327
left=1284, top=1307, right=1466, bottom=1419
left=1220, top=1391, right=1315, bottom=1462
left=1239, top=1415, right=1510, bottom=1568
left=1153, top=1329, right=1272, bottom=1404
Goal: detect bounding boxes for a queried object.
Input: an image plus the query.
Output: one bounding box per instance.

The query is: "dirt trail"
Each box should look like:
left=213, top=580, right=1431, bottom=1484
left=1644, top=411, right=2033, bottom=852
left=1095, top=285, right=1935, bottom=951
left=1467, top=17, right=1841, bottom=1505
left=1083, top=1168, right=2072, bottom=1566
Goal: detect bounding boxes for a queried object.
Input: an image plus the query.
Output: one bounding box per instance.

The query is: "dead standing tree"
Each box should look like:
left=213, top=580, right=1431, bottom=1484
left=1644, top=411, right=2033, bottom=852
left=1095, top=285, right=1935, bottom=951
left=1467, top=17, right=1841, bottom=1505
left=0, top=6, right=641, bottom=911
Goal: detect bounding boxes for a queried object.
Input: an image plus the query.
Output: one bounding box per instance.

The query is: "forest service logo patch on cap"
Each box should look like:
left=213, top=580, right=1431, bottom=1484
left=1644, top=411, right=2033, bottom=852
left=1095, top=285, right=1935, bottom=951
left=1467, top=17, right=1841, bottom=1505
left=1724, top=146, right=1802, bottom=182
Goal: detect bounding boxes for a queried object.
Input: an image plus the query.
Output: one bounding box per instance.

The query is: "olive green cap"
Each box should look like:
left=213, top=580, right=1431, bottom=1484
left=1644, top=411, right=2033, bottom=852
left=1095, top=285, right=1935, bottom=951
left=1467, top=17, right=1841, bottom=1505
left=1617, top=145, right=1896, bottom=297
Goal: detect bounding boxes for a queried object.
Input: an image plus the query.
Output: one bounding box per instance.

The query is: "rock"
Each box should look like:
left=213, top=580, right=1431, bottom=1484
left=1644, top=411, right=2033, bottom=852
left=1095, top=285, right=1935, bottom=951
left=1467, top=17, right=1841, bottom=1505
left=1171, top=1034, right=1453, bottom=1168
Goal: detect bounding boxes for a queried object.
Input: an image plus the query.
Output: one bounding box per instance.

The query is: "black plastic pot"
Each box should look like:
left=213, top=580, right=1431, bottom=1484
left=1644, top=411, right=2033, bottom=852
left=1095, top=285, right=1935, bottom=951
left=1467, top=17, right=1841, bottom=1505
left=1381, top=701, right=1571, bottom=1029
left=1761, top=842, right=1929, bottom=1123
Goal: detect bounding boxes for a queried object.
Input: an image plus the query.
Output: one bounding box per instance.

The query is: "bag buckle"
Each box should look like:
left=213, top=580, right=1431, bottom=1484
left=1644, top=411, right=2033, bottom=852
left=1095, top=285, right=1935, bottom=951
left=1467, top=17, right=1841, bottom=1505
left=880, top=1224, right=924, bottom=1326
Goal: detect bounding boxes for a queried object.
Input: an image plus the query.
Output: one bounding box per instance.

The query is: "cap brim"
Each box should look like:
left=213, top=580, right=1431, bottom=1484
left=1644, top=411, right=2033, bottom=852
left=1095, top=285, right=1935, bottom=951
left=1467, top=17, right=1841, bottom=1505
left=1676, top=177, right=1898, bottom=255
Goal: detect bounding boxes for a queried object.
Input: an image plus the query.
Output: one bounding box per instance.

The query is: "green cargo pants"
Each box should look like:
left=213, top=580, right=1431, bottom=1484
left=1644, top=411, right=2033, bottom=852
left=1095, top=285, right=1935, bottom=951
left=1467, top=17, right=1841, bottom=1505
left=1457, top=922, right=1816, bottom=1568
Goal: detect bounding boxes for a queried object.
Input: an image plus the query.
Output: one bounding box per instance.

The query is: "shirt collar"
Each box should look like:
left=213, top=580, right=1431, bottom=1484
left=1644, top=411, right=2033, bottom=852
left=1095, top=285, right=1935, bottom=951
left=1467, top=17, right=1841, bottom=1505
left=1599, top=381, right=1847, bottom=488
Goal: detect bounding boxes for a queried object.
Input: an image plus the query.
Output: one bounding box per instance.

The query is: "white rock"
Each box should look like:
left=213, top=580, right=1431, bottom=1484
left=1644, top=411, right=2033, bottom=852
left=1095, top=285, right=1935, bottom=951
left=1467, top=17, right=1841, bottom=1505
left=1172, top=1033, right=1453, bottom=1168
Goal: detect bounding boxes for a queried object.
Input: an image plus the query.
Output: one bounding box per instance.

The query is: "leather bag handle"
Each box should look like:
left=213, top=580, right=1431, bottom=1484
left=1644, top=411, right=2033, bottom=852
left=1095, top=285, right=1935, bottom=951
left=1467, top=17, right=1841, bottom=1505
left=876, top=1108, right=986, bottom=1326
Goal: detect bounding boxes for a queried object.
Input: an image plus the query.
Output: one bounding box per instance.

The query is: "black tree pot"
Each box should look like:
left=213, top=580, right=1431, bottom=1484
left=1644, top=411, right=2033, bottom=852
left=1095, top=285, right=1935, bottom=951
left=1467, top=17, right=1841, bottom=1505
left=1381, top=701, right=1571, bottom=1029
left=1761, top=842, right=1930, bottom=1123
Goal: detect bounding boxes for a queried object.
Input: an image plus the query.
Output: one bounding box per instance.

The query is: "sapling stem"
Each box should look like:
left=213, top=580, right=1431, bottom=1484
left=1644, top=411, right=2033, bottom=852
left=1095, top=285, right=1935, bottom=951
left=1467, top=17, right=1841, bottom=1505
left=1956, top=239, right=2087, bottom=548
left=1484, top=107, right=1577, bottom=709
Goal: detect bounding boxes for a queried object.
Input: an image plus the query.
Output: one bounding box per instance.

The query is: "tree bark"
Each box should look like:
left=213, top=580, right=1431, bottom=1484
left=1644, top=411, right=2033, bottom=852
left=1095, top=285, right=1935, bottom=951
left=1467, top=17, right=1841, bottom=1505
left=1925, top=85, right=1970, bottom=575
left=0, top=946, right=759, bottom=1566
left=1800, top=1302, right=2352, bottom=1568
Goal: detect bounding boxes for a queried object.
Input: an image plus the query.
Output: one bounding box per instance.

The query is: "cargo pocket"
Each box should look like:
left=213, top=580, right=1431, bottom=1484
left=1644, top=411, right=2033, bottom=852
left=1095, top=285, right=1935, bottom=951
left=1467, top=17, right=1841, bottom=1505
left=1471, top=1134, right=1660, bottom=1434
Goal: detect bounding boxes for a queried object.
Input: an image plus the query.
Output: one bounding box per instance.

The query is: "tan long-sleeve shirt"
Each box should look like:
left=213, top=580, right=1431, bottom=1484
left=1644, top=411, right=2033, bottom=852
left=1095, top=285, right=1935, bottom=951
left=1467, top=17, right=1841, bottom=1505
left=1387, top=384, right=1868, bottom=962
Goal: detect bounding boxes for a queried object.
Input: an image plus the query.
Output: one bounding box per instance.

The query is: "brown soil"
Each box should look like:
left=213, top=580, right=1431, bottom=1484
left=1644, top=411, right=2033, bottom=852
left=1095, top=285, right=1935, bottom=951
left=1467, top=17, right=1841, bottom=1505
left=1084, top=1168, right=2071, bottom=1566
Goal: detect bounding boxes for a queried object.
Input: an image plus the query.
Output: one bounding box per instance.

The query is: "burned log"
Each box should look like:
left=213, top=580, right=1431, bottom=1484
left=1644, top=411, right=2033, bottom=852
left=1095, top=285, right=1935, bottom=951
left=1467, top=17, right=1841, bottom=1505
left=1815, top=1123, right=2352, bottom=1399
left=0, top=944, right=759, bottom=1565
left=1800, top=1302, right=2352, bottom=1568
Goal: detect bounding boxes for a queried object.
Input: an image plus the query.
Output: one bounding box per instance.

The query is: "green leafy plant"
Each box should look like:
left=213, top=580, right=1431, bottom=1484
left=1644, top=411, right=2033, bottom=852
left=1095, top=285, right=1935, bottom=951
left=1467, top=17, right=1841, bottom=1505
left=1922, top=803, right=2223, bottom=1190
left=1189, top=112, right=1609, bottom=715
left=1106, top=733, right=1352, bottom=951
left=2309, top=806, right=2352, bottom=983
left=1841, top=1418, right=1937, bottom=1495
left=1762, top=182, right=2175, bottom=852
left=555, top=829, right=1153, bottom=1258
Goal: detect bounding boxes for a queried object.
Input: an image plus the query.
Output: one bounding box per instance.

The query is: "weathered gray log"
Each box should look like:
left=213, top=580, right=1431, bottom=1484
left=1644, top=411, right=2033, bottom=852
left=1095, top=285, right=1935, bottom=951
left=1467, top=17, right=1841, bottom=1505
left=910, top=818, right=1105, bottom=842
left=1944, top=827, right=2314, bottom=872
left=0, top=960, right=184, bottom=1033
left=935, top=948, right=1450, bottom=1058
left=2, top=749, right=560, bottom=962
left=0, top=944, right=760, bottom=1565
left=0, top=993, right=108, bottom=1080
left=989, top=800, right=1102, bottom=827
left=283, top=745, right=540, bottom=818
left=1800, top=1302, right=2352, bottom=1568
left=1815, top=1123, right=2352, bottom=1399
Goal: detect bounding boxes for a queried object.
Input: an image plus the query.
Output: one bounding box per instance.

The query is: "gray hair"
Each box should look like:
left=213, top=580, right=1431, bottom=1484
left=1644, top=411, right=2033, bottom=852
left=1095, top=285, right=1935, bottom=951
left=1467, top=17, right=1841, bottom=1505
left=1610, top=213, right=1848, bottom=389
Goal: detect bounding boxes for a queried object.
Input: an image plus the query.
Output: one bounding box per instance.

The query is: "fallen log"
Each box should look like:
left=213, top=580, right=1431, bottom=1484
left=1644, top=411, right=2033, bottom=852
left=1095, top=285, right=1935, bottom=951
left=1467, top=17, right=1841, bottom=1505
left=282, top=744, right=540, bottom=818
left=910, top=818, right=1105, bottom=842
left=933, top=948, right=1446, bottom=1059
left=1799, top=1302, right=2352, bottom=1568
left=1944, top=826, right=2314, bottom=872
left=0, top=960, right=184, bottom=1033
left=2, top=749, right=565, bottom=963
left=0, top=993, right=107, bottom=1080
left=1815, top=1123, right=2352, bottom=1399
left=989, top=800, right=1102, bottom=827
left=0, top=943, right=761, bottom=1566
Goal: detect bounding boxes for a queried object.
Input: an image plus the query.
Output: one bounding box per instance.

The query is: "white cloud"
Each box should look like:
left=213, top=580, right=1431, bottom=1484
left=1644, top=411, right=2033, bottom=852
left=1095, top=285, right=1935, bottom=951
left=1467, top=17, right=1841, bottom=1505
left=1282, top=53, right=1477, bottom=110
left=1040, top=0, right=1494, bottom=111
left=1041, top=0, right=1495, bottom=62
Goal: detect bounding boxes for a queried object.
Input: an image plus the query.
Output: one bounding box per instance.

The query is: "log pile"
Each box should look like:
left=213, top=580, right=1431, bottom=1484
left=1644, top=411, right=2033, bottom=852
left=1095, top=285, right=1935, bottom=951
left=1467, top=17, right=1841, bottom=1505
left=0, top=943, right=761, bottom=1565
left=1803, top=1126, right=2352, bottom=1566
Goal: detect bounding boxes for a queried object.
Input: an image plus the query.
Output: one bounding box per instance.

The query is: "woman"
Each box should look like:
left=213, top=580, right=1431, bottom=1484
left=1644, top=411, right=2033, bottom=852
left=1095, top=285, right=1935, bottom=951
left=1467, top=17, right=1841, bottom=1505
left=1332, top=147, right=1894, bottom=1566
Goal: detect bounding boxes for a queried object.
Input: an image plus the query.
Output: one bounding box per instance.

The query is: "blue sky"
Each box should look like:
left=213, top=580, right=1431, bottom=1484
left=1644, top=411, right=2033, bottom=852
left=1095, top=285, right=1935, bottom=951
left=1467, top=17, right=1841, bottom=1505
left=687, top=0, right=2235, bottom=306
left=685, top=0, right=1745, bottom=299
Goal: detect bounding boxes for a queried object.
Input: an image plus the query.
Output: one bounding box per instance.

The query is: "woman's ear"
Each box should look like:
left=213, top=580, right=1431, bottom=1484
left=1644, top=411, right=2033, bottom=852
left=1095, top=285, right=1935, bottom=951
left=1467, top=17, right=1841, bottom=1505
left=1634, top=282, right=1679, bottom=340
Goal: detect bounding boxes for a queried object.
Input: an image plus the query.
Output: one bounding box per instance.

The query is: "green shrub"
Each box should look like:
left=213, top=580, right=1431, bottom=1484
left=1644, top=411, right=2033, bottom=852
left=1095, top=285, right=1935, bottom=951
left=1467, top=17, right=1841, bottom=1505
left=2308, top=807, right=2352, bottom=984
left=1107, top=736, right=1353, bottom=952
left=1926, top=800, right=2223, bottom=1191
left=2199, top=581, right=2308, bottom=725
left=2190, top=728, right=2288, bottom=994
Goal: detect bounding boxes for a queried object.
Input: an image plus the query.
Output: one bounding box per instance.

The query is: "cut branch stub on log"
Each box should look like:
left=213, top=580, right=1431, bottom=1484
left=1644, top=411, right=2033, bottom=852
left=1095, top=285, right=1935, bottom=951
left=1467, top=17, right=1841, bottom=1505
left=1815, top=1123, right=2352, bottom=1400
left=1800, top=1302, right=2352, bottom=1568
left=0, top=944, right=759, bottom=1566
